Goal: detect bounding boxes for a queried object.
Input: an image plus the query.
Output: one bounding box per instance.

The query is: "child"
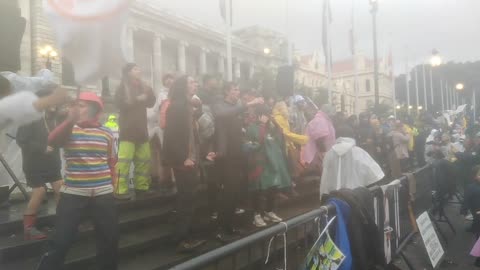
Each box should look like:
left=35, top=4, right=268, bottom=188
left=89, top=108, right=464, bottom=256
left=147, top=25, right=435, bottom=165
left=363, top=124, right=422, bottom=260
left=246, top=105, right=290, bottom=227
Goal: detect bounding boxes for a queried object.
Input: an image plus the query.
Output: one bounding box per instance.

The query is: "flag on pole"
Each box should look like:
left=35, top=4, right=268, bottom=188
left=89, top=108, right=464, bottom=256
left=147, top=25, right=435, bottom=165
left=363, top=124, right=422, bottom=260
left=349, top=1, right=355, bottom=56
left=322, top=0, right=332, bottom=68
left=219, top=0, right=233, bottom=26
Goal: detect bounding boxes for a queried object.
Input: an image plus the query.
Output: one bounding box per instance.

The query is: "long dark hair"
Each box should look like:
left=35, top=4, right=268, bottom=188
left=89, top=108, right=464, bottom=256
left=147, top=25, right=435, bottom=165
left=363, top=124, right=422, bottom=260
left=121, top=63, right=137, bottom=84
left=170, top=75, right=191, bottom=104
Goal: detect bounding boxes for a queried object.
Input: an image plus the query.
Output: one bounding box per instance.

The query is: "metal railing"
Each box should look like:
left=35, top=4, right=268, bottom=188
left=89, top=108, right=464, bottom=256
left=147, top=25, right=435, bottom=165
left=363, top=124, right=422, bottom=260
left=172, top=165, right=433, bottom=270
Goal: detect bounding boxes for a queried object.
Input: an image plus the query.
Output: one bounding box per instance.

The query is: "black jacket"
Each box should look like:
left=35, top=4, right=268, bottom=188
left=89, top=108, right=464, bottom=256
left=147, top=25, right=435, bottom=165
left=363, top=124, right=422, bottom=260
left=212, top=100, right=247, bottom=159
left=16, top=117, right=61, bottom=178
left=329, top=187, right=386, bottom=270
left=163, top=100, right=194, bottom=167
left=462, top=181, right=480, bottom=233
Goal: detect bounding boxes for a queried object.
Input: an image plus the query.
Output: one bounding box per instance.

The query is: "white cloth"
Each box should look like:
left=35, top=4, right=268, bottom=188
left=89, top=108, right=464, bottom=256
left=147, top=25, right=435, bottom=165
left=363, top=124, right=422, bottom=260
left=0, top=91, right=41, bottom=132
left=0, top=92, right=41, bottom=187
left=43, top=0, right=131, bottom=84
left=0, top=69, right=57, bottom=188
left=147, top=87, right=168, bottom=141
left=0, top=69, right=57, bottom=94
left=320, top=137, right=385, bottom=198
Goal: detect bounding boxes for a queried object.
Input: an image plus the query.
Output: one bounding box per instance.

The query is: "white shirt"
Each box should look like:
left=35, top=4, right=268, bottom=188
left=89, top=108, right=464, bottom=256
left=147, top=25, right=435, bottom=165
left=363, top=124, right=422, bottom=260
left=320, top=137, right=385, bottom=198
left=146, top=87, right=168, bottom=141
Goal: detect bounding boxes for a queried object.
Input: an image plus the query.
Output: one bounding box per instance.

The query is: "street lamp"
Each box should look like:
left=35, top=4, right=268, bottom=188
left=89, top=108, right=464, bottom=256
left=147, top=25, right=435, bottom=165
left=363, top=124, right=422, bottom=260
left=263, top=47, right=271, bottom=55
left=396, top=105, right=401, bottom=110
left=369, top=0, right=380, bottom=109
left=418, top=106, right=423, bottom=110
left=429, top=50, right=442, bottom=111
left=39, top=45, right=58, bottom=70
left=455, top=83, right=464, bottom=91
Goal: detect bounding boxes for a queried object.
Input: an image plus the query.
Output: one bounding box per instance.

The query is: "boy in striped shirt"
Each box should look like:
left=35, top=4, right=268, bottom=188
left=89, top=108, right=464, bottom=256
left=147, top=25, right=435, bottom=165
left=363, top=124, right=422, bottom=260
left=37, top=92, right=118, bottom=270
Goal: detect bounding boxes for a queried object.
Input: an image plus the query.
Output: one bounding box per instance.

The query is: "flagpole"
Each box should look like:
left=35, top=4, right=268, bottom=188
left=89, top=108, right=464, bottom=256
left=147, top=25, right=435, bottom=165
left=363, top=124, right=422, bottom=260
left=445, top=81, right=449, bottom=110
left=326, top=0, right=333, bottom=105
left=440, top=79, right=444, bottom=111
left=393, top=71, right=397, bottom=118
left=225, top=0, right=233, bottom=81
left=429, top=67, right=434, bottom=109
left=422, top=64, right=427, bottom=111
left=474, top=89, right=476, bottom=121
left=351, top=0, right=359, bottom=115
left=406, top=59, right=411, bottom=115
left=286, top=0, right=292, bottom=65
left=414, top=65, right=419, bottom=112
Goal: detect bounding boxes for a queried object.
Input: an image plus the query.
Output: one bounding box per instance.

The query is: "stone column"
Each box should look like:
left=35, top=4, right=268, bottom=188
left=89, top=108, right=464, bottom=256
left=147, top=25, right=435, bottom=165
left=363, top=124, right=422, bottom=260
left=125, top=25, right=135, bottom=62
left=153, top=34, right=164, bottom=90
left=177, top=41, right=187, bottom=74
left=234, top=61, right=241, bottom=80
left=199, top=48, right=208, bottom=75
left=217, top=54, right=225, bottom=76
left=249, top=63, right=255, bottom=79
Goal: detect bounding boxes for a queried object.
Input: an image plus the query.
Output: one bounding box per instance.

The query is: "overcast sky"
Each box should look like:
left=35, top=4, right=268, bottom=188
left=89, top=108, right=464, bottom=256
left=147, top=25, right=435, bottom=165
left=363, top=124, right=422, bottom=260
left=150, top=0, right=480, bottom=74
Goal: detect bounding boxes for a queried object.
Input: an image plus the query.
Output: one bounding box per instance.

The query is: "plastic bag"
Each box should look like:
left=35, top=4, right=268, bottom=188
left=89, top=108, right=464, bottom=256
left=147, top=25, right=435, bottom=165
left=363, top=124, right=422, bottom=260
left=43, top=0, right=131, bottom=84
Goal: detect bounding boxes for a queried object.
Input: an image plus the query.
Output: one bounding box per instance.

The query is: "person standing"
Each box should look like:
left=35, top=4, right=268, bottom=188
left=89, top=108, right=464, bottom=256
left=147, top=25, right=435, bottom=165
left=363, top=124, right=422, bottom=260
left=213, top=82, right=264, bottom=241
left=163, top=75, right=206, bottom=252
left=114, top=63, right=155, bottom=199
left=147, top=73, right=174, bottom=191
left=246, top=105, right=288, bottom=227
left=320, top=126, right=385, bottom=200
left=272, top=99, right=308, bottom=195
left=302, top=109, right=336, bottom=177
left=391, top=121, right=411, bottom=173
left=37, top=92, right=118, bottom=270
left=16, top=91, right=63, bottom=240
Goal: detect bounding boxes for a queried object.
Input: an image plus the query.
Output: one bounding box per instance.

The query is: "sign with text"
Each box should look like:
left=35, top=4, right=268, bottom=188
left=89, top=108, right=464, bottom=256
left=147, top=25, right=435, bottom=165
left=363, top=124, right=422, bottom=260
left=416, top=212, right=444, bottom=268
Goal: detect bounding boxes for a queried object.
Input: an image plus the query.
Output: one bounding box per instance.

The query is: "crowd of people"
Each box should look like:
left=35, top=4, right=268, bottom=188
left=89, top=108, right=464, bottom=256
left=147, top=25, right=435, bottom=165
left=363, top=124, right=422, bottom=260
left=2, top=62, right=480, bottom=269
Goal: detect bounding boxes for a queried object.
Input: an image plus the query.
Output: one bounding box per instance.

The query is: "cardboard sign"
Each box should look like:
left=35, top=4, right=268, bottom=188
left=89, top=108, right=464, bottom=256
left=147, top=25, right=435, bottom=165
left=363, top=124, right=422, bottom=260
left=416, top=212, right=444, bottom=268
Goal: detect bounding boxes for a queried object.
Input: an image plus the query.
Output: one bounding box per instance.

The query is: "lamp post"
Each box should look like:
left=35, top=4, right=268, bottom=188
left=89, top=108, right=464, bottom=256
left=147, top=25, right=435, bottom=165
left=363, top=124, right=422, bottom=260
left=456, top=83, right=464, bottom=108
left=369, top=0, right=380, bottom=109
left=39, top=45, right=56, bottom=70
left=430, top=50, right=442, bottom=110
left=39, top=45, right=58, bottom=70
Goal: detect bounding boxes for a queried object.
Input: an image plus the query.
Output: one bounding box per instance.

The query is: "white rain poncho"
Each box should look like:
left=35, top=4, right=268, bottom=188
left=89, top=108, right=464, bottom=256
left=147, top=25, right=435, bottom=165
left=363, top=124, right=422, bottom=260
left=0, top=69, right=58, bottom=187
left=320, top=137, right=385, bottom=198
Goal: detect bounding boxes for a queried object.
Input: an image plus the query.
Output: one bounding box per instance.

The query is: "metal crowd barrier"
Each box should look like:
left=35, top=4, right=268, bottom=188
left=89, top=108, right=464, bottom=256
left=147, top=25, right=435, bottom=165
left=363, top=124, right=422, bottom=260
left=172, top=165, right=433, bottom=270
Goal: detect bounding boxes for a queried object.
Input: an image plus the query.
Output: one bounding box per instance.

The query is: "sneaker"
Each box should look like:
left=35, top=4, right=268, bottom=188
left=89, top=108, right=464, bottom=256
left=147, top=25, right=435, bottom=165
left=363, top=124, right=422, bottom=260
left=466, top=213, right=474, bottom=221
left=253, top=214, right=267, bottom=227
left=264, top=211, right=283, bottom=223
left=24, top=227, right=47, bottom=240
left=176, top=239, right=207, bottom=253
left=235, top=208, right=245, bottom=215
left=211, top=212, right=218, bottom=220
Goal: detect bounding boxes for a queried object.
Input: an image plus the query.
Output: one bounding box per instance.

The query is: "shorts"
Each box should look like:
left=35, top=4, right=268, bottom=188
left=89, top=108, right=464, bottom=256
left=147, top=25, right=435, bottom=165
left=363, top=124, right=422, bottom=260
left=25, top=172, right=63, bottom=188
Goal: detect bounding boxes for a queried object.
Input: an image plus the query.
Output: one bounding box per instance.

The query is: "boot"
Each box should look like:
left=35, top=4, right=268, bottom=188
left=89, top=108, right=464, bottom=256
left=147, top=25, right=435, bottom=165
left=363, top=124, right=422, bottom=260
left=24, top=214, right=47, bottom=240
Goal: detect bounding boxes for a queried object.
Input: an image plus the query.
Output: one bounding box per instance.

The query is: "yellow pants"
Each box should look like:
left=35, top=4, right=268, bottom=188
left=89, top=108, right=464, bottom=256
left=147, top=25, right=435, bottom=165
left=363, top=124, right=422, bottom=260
left=115, top=141, right=151, bottom=195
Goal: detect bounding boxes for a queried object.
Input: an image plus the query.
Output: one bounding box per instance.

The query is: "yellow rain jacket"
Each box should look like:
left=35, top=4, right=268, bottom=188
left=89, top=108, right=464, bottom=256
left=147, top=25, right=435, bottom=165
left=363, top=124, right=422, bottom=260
left=272, top=101, right=308, bottom=151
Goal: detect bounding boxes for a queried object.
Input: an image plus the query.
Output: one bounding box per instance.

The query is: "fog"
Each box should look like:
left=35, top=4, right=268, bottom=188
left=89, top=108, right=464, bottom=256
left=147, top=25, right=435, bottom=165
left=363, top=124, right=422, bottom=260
left=149, top=0, right=480, bottom=73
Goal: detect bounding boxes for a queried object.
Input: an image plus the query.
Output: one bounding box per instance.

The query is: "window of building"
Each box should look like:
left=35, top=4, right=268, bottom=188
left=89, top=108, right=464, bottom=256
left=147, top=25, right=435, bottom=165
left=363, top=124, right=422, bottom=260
left=366, top=79, right=371, bottom=92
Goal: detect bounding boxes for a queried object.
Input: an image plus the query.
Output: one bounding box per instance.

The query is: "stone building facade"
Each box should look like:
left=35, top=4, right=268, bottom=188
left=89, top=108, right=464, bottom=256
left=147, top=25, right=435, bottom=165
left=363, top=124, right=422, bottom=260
left=296, top=52, right=394, bottom=115
left=14, top=0, right=285, bottom=93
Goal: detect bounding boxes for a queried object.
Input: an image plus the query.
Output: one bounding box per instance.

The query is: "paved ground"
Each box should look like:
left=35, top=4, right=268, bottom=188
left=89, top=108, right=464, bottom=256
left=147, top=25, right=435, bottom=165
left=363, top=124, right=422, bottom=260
left=393, top=202, right=478, bottom=270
